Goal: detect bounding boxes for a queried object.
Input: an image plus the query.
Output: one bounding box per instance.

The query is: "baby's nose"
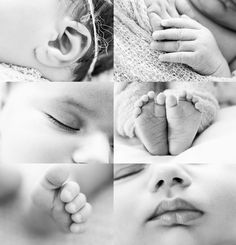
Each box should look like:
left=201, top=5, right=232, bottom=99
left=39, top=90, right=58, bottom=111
left=72, top=131, right=111, bottom=164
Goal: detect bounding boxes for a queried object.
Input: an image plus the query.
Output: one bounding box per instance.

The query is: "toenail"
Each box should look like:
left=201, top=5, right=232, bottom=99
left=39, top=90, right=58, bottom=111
left=67, top=203, right=76, bottom=213
left=62, top=190, right=72, bottom=202
left=70, top=224, right=82, bottom=233
left=75, top=214, right=83, bottom=223
left=134, top=108, right=141, bottom=117
left=148, top=91, right=155, bottom=99
left=134, top=100, right=143, bottom=107
left=141, top=95, right=149, bottom=102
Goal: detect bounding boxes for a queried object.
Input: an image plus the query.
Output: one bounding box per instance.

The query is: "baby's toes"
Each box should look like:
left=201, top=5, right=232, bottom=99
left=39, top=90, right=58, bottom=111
left=156, top=92, right=166, bottom=105
left=65, top=193, right=87, bottom=214
left=134, top=99, right=144, bottom=117
left=60, top=181, right=80, bottom=203
left=70, top=222, right=87, bottom=234
left=147, top=91, right=155, bottom=99
left=166, top=94, right=178, bottom=107
left=71, top=203, right=92, bottom=224
left=177, top=90, right=187, bottom=99
left=186, top=93, right=193, bottom=102
left=134, top=92, right=154, bottom=118
left=191, top=95, right=200, bottom=104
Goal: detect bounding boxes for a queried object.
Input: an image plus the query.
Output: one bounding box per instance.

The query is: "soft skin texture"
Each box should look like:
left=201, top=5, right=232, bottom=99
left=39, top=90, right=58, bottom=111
left=0, top=82, right=113, bottom=164
left=0, top=0, right=90, bottom=81
left=190, top=0, right=236, bottom=31
left=147, top=0, right=236, bottom=76
left=114, top=164, right=236, bottom=245
left=31, top=165, right=92, bottom=233
left=152, top=15, right=230, bottom=77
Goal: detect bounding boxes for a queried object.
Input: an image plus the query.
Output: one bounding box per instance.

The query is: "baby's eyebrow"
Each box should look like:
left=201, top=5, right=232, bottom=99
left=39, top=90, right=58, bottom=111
left=59, top=97, right=95, bottom=114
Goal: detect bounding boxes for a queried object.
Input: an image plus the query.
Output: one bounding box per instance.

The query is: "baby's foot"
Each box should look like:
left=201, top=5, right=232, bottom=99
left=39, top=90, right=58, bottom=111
left=165, top=91, right=201, bottom=155
left=134, top=91, right=168, bottom=155
left=32, top=166, right=92, bottom=233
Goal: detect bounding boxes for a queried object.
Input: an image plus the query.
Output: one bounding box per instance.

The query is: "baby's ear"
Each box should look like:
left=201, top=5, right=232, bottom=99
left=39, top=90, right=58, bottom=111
left=35, top=18, right=92, bottom=68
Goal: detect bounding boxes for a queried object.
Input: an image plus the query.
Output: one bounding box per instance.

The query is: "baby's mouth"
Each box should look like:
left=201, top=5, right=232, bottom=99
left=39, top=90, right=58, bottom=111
left=148, top=198, right=204, bottom=226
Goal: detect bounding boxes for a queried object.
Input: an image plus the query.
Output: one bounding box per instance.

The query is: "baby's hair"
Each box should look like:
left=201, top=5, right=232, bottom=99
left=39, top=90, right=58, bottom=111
left=70, top=0, right=113, bottom=81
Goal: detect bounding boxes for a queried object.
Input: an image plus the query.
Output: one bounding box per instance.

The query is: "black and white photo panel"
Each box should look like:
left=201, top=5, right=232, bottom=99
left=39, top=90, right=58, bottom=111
left=114, top=82, right=236, bottom=164
left=114, top=163, right=236, bottom=245
left=0, top=82, right=114, bottom=164
left=0, top=164, right=113, bottom=245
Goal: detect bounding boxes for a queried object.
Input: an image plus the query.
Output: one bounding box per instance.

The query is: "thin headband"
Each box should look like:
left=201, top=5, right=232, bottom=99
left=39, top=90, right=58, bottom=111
left=87, top=0, right=98, bottom=81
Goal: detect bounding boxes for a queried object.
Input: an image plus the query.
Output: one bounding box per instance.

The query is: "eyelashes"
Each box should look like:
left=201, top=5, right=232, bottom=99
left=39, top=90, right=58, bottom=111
left=45, top=113, right=81, bottom=132
left=114, top=164, right=147, bottom=181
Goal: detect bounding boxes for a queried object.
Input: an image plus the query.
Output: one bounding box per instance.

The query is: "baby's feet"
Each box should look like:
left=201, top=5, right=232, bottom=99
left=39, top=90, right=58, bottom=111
left=165, top=90, right=202, bottom=155
left=134, top=91, right=168, bottom=155
left=32, top=166, right=92, bottom=233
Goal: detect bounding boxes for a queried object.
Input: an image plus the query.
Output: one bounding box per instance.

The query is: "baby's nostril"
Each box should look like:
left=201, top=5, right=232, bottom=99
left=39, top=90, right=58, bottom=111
left=156, top=180, right=164, bottom=188
left=173, top=177, right=183, bottom=184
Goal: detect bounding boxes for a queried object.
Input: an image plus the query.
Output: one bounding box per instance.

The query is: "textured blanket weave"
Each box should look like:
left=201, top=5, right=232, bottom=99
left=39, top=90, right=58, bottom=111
left=115, top=82, right=219, bottom=138
left=114, top=0, right=215, bottom=83
left=0, top=63, right=49, bottom=82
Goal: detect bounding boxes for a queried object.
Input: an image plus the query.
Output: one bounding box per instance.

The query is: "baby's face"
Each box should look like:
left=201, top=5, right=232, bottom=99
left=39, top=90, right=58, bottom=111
left=190, top=0, right=236, bottom=30
left=0, top=82, right=113, bottom=164
left=0, top=0, right=65, bottom=73
left=114, top=164, right=236, bottom=245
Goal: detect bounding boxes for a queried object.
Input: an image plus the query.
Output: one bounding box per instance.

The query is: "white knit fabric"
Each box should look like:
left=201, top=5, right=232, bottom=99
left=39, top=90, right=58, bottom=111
left=114, top=0, right=216, bottom=83
left=115, top=81, right=219, bottom=138
left=0, top=63, right=49, bottom=82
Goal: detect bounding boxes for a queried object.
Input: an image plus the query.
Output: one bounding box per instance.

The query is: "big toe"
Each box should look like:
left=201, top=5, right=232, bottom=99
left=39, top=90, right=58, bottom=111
left=43, top=165, right=70, bottom=190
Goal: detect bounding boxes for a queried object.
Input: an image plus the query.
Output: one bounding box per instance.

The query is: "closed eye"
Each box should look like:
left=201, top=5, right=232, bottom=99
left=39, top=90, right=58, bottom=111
left=45, top=113, right=80, bottom=132
left=114, top=164, right=147, bottom=181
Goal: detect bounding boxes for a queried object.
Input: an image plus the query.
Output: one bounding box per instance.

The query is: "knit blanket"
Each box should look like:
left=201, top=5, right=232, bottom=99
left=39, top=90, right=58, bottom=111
left=0, top=63, right=49, bottom=82
left=114, top=0, right=236, bottom=83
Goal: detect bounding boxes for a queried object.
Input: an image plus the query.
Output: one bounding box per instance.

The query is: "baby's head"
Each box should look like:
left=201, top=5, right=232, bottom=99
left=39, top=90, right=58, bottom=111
left=0, top=0, right=113, bottom=81
left=190, top=0, right=236, bottom=31
left=0, top=82, right=113, bottom=163
left=114, top=163, right=236, bottom=245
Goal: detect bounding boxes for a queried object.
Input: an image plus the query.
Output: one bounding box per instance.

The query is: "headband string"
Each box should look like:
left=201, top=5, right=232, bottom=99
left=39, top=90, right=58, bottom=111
left=87, top=0, right=98, bottom=80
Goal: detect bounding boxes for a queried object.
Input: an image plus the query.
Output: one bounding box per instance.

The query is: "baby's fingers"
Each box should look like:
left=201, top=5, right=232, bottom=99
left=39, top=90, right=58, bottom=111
left=149, top=13, right=163, bottom=31
left=160, top=16, right=202, bottom=29
left=153, top=28, right=196, bottom=41
left=151, top=40, right=194, bottom=52
left=71, top=203, right=92, bottom=223
left=159, top=52, right=194, bottom=66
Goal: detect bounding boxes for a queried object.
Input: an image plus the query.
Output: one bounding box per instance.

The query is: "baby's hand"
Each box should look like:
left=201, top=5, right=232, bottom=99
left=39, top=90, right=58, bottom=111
left=145, top=0, right=194, bottom=31
left=151, top=15, right=231, bottom=77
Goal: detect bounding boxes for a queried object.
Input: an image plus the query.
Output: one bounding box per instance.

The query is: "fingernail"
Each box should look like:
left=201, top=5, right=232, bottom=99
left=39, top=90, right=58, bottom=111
left=152, top=32, right=159, bottom=39
left=160, top=20, right=168, bottom=26
left=76, top=214, right=83, bottom=223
